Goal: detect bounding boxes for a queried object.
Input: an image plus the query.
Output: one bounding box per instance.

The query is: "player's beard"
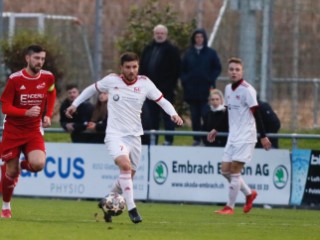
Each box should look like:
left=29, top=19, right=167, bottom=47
left=29, top=64, right=42, bottom=75
left=124, top=72, right=137, bottom=82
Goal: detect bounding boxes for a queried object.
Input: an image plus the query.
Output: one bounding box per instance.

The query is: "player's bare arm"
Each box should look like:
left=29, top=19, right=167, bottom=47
left=25, top=105, right=41, bottom=117
left=171, top=115, right=183, bottom=126
left=65, top=105, right=77, bottom=118
left=207, top=129, right=217, bottom=142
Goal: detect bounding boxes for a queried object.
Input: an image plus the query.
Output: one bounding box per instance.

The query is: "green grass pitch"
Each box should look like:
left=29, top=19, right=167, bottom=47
left=0, top=197, right=319, bottom=240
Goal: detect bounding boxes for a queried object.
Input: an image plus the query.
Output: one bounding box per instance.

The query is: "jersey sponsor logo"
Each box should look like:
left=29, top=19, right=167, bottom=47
left=36, top=82, right=46, bottom=89
left=113, top=94, right=120, bottom=101
left=20, top=94, right=45, bottom=105
left=20, top=85, right=26, bottom=90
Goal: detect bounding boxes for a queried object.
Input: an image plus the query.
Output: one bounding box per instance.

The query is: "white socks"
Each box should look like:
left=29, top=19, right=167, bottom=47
left=2, top=201, right=11, bottom=210
left=240, top=177, right=251, bottom=196
left=118, top=171, right=136, bottom=211
left=227, top=173, right=241, bottom=208
left=110, top=179, right=122, bottom=194
left=222, top=171, right=251, bottom=196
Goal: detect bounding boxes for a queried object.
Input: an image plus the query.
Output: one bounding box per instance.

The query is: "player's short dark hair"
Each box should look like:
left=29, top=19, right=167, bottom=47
left=66, top=83, right=79, bottom=91
left=228, top=57, right=243, bottom=66
left=120, top=52, right=139, bottom=65
left=25, top=44, right=46, bottom=55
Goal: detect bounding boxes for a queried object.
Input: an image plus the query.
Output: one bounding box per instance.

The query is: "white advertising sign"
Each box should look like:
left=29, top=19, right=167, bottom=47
left=14, top=143, right=149, bottom=199
left=149, top=146, right=291, bottom=205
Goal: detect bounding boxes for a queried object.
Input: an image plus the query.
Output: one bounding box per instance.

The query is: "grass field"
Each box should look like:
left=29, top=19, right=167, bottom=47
left=0, top=197, right=319, bottom=240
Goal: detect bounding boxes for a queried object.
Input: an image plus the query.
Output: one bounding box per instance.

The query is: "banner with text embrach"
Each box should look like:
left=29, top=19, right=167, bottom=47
left=14, top=143, right=149, bottom=199
left=149, top=146, right=291, bottom=205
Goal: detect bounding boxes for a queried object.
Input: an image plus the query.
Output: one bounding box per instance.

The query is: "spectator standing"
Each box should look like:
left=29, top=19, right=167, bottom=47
left=59, top=83, right=93, bottom=143
left=255, top=97, right=281, bottom=148
left=202, top=89, right=228, bottom=147
left=0, top=45, right=56, bottom=218
left=207, top=57, right=271, bottom=215
left=181, top=28, right=222, bottom=146
left=86, top=92, right=109, bottom=143
left=139, top=24, right=181, bottom=145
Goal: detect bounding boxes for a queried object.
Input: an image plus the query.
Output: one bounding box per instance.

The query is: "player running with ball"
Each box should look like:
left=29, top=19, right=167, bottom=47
left=65, top=52, right=183, bottom=223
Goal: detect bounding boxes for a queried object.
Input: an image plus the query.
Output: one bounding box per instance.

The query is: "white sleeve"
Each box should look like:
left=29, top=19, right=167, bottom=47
left=246, top=86, right=258, bottom=108
left=72, top=84, right=97, bottom=107
left=156, top=97, right=178, bottom=117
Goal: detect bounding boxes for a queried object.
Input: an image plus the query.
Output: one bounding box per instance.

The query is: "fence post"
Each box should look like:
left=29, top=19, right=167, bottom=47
left=150, top=130, right=156, bottom=145
left=313, top=79, right=319, bottom=128
left=292, top=135, right=298, bottom=149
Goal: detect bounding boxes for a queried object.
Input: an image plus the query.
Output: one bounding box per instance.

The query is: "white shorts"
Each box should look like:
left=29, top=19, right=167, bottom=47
left=105, top=135, right=141, bottom=171
left=222, top=142, right=256, bottom=164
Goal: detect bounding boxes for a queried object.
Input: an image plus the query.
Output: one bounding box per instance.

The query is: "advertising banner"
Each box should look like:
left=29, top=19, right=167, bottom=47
left=14, top=143, right=149, bottom=199
left=149, top=146, right=291, bottom=205
left=291, top=149, right=320, bottom=205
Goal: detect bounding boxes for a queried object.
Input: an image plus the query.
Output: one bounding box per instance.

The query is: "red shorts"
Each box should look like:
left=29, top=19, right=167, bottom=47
left=1, top=130, right=45, bottom=162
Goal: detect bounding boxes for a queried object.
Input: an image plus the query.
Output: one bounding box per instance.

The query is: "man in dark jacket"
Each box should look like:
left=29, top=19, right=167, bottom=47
left=140, top=24, right=181, bottom=145
left=255, top=97, right=281, bottom=148
left=59, top=83, right=93, bottom=143
left=181, top=28, right=222, bottom=146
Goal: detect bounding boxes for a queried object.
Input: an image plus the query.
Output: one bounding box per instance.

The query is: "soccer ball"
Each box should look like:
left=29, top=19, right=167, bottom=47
left=100, top=192, right=126, bottom=216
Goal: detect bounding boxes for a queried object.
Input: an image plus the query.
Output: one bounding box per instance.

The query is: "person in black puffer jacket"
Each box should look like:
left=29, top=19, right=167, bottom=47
left=181, top=28, right=222, bottom=146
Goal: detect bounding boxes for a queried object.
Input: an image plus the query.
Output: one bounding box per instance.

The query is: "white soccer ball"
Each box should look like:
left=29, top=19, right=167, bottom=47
left=101, top=192, right=126, bottom=216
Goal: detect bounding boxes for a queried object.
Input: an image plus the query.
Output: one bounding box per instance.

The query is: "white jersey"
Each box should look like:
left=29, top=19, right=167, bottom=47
left=224, top=80, right=258, bottom=143
left=96, top=74, right=163, bottom=137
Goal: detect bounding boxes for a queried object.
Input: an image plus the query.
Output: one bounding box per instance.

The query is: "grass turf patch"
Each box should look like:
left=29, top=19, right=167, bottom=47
left=0, top=197, right=319, bottom=240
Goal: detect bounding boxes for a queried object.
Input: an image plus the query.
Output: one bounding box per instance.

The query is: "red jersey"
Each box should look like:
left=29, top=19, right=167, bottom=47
left=0, top=69, right=55, bottom=135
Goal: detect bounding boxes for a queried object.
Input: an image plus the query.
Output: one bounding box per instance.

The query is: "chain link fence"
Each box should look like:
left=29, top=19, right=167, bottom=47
left=2, top=0, right=320, bottom=129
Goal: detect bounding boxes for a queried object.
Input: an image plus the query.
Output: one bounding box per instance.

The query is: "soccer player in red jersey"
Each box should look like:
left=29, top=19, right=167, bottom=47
left=0, top=45, right=56, bottom=218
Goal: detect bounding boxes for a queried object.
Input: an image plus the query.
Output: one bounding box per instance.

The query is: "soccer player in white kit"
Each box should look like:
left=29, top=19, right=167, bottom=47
left=65, top=52, right=183, bottom=223
left=207, top=57, right=271, bottom=215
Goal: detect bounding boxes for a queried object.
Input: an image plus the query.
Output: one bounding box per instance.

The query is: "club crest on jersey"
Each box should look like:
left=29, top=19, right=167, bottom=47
left=134, top=87, right=140, bottom=93
left=36, top=82, right=46, bottom=89
left=113, top=94, right=120, bottom=101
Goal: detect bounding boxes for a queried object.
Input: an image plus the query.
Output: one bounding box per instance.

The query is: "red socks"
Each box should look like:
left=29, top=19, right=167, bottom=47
left=2, top=174, right=16, bottom=202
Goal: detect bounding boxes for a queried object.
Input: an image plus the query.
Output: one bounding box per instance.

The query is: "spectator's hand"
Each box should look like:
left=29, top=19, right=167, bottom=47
left=42, top=116, right=51, bottom=128
left=87, top=121, right=96, bottom=130
left=65, top=105, right=77, bottom=118
left=25, top=106, right=41, bottom=117
left=260, top=137, right=272, bottom=150
left=171, top=115, right=183, bottom=126
left=65, top=123, right=74, bottom=132
left=207, top=129, right=217, bottom=142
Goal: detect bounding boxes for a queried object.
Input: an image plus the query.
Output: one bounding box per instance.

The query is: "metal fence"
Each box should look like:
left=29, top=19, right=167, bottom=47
left=40, top=128, right=320, bottom=150
left=2, top=0, right=320, bottom=130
